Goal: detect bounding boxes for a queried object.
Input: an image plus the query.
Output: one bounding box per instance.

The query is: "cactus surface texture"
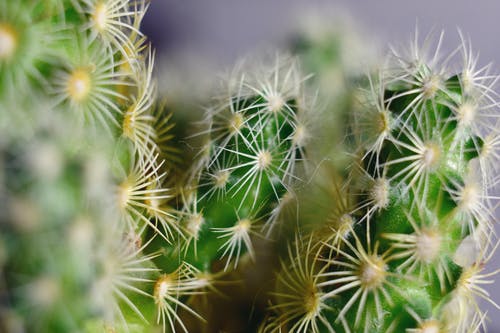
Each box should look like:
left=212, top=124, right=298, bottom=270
left=0, top=2, right=498, bottom=333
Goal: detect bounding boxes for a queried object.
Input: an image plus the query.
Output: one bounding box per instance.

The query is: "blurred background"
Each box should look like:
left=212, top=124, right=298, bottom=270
left=142, top=0, right=500, bottom=330
left=143, top=0, right=500, bottom=69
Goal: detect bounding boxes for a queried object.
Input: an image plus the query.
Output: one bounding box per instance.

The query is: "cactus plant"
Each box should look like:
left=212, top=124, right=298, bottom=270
left=0, top=1, right=498, bottom=332
left=288, top=9, right=378, bottom=164
left=260, top=32, right=499, bottom=333
left=182, top=56, right=310, bottom=266
left=145, top=56, right=315, bottom=332
left=0, top=1, right=180, bottom=332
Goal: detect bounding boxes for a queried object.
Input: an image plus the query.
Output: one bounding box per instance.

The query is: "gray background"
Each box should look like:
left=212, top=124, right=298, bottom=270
left=143, top=1, right=500, bottom=330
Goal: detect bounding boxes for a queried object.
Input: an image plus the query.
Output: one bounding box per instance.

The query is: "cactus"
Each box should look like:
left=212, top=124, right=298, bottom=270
left=183, top=56, right=309, bottom=264
left=144, top=56, right=315, bottom=332
left=0, top=1, right=180, bottom=332
left=345, top=33, right=499, bottom=332
left=260, top=32, right=499, bottom=332
left=0, top=1, right=498, bottom=332
left=288, top=10, right=378, bottom=164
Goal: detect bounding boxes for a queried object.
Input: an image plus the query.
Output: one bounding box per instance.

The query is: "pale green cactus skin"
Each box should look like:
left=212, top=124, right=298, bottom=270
left=0, top=1, right=181, bottom=332
left=288, top=12, right=378, bottom=166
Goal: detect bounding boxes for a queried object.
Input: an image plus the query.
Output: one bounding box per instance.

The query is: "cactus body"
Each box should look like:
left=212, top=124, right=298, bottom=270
left=261, top=33, right=499, bottom=333
left=175, top=59, right=308, bottom=271
left=0, top=1, right=180, bottom=332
